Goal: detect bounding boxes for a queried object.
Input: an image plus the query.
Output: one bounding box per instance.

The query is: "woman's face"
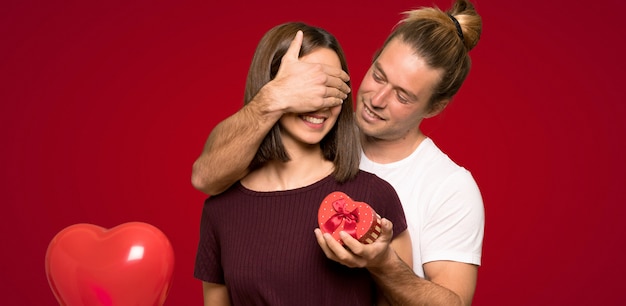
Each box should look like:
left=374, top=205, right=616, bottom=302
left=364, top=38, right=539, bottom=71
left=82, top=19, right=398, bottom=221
left=278, top=47, right=343, bottom=147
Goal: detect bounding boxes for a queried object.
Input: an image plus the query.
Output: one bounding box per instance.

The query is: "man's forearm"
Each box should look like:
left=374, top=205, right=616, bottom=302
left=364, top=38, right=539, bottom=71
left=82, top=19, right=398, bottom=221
left=369, top=252, right=463, bottom=306
left=191, top=87, right=283, bottom=195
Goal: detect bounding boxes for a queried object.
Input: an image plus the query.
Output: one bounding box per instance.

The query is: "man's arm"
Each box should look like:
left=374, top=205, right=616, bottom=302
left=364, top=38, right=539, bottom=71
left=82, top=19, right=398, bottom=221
left=315, top=219, right=477, bottom=306
left=190, top=87, right=284, bottom=195
left=191, top=30, right=351, bottom=195
left=369, top=251, right=477, bottom=306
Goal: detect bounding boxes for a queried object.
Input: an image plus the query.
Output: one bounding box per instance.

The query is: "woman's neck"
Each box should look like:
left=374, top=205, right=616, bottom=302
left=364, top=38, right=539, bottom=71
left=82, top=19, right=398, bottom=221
left=241, top=144, right=334, bottom=192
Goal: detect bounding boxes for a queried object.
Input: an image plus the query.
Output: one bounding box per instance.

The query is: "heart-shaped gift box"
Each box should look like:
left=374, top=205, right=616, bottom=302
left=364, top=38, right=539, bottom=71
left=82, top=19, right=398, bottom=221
left=318, top=191, right=382, bottom=244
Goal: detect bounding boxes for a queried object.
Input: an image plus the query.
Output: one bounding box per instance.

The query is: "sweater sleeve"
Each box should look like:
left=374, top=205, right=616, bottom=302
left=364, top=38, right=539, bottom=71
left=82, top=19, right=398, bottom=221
left=366, top=174, right=408, bottom=240
left=193, top=199, right=225, bottom=283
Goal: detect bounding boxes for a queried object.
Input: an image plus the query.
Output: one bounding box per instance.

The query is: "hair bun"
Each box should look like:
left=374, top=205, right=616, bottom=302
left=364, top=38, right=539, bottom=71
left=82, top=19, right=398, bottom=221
left=447, top=0, right=482, bottom=51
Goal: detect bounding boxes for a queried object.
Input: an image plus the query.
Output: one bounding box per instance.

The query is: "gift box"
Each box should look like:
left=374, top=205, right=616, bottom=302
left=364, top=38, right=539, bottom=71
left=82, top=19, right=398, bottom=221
left=318, top=191, right=382, bottom=245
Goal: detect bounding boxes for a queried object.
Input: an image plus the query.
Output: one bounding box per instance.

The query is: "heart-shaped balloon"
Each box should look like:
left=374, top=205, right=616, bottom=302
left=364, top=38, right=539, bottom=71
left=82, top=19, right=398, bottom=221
left=45, top=222, right=175, bottom=306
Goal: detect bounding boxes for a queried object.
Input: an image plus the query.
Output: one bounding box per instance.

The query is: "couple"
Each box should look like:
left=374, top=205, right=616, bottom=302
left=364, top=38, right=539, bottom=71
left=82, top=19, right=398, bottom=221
left=193, top=0, right=484, bottom=305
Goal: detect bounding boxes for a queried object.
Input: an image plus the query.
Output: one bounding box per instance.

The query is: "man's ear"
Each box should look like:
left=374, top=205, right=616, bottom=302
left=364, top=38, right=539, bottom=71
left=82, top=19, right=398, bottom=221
left=425, top=99, right=450, bottom=118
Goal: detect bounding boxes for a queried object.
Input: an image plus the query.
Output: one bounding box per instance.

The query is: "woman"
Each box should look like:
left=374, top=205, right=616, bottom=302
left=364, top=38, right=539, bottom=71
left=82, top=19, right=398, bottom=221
left=194, top=22, right=411, bottom=305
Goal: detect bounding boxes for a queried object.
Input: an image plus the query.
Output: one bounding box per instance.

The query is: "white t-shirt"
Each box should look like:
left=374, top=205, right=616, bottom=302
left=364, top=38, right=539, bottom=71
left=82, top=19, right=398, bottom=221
left=360, top=138, right=484, bottom=278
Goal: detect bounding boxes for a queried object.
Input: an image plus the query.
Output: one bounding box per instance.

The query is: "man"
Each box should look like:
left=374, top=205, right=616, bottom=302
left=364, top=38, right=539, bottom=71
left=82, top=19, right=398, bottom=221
left=192, top=1, right=484, bottom=305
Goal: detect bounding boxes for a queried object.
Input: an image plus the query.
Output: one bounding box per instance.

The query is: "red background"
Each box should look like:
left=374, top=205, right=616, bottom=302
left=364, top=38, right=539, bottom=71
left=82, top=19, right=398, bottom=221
left=2, top=0, right=625, bottom=305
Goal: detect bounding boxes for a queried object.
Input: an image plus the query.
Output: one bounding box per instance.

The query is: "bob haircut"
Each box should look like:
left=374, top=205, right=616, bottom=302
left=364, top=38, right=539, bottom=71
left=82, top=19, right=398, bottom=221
left=244, top=22, right=359, bottom=183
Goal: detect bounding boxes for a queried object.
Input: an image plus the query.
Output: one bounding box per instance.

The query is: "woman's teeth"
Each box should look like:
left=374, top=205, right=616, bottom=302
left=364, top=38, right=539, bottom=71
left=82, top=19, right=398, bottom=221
left=302, top=116, right=324, bottom=124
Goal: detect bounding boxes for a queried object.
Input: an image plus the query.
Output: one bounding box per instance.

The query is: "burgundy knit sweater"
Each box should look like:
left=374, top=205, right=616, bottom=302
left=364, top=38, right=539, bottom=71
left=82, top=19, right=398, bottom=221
left=194, top=171, right=407, bottom=305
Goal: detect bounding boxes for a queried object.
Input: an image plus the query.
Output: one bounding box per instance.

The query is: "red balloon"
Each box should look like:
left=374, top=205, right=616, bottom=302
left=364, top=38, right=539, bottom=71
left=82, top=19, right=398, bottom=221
left=45, top=222, right=175, bottom=306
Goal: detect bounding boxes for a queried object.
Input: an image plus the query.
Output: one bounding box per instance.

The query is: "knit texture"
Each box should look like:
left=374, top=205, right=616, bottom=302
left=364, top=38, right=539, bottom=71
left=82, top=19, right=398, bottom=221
left=194, top=170, right=407, bottom=305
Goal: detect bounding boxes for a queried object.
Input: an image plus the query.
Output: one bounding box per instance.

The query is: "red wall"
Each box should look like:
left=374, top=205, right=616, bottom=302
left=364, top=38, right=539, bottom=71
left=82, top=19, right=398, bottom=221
left=2, top=0, right=625, bottom=305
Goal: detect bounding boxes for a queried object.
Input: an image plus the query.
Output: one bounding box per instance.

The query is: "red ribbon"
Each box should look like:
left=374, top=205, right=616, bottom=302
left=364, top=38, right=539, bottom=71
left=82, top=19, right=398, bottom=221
left=323, top=199, right=359, bottom=239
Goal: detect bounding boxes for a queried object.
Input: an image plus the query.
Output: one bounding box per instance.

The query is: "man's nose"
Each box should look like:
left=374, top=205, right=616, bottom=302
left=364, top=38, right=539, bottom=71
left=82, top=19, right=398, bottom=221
left=371, top=85, right=391, bottom=108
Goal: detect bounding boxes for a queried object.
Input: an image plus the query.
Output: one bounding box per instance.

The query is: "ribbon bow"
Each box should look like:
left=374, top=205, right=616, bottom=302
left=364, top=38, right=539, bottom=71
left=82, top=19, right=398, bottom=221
left=323, top=199, right=359, bottom=239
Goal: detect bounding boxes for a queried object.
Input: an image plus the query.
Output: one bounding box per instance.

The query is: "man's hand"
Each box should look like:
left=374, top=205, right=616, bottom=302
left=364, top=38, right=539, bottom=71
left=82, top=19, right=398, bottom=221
left=260, top=30, right=351, bottom=114
left=191, top=31, right=352, bottom=196
left=314, top=218, right=395, bottom=269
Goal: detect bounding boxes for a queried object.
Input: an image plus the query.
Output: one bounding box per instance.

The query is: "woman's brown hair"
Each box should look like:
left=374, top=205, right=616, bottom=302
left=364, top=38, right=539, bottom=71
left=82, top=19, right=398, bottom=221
left=244, top=22, right=359, bottom=183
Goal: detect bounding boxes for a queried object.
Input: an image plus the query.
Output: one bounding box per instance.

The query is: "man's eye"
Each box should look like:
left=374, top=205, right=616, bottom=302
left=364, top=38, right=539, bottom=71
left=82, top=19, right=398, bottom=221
left=397, top=93, right=409, bottom=103
left=372, top=72, right=383, bottom=82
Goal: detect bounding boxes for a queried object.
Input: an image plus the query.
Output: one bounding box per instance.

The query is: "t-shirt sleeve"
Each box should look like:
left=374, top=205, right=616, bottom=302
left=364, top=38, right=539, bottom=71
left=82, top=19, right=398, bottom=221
left=193, top=200, right=225, bottom=283
left=421, top=169, right=484, bottom=266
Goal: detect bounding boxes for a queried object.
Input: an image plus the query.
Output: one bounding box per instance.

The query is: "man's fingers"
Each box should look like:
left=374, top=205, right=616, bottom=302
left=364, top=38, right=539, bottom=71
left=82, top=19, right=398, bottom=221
left=323, top=233, right=349, bottom=256
left=325, top=87, right=348, bottom=101
left=314, top=228, right=331, bottom=253
left=321, top=97, right=343, bottom=109
left=282, top=30, right=303, bottom=63
left=339, top=231, right=364, bottom=254
left=325, top=79, right=350, bottom=98
left=322, top=66, right=350, bottom=83
left=379, top=218, right=394, bottom=241
left=326, top=235, right=364, bottom=268
left=321, top=66, right=351, bottom=91
left=320, top=68, right=350, bottom=101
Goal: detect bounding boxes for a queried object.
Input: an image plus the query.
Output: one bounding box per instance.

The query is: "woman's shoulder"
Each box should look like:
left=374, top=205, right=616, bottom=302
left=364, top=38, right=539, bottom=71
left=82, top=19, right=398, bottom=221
left=332, top=170, right=398, bottom=200
left=354, top=169, right=395, bottom=188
